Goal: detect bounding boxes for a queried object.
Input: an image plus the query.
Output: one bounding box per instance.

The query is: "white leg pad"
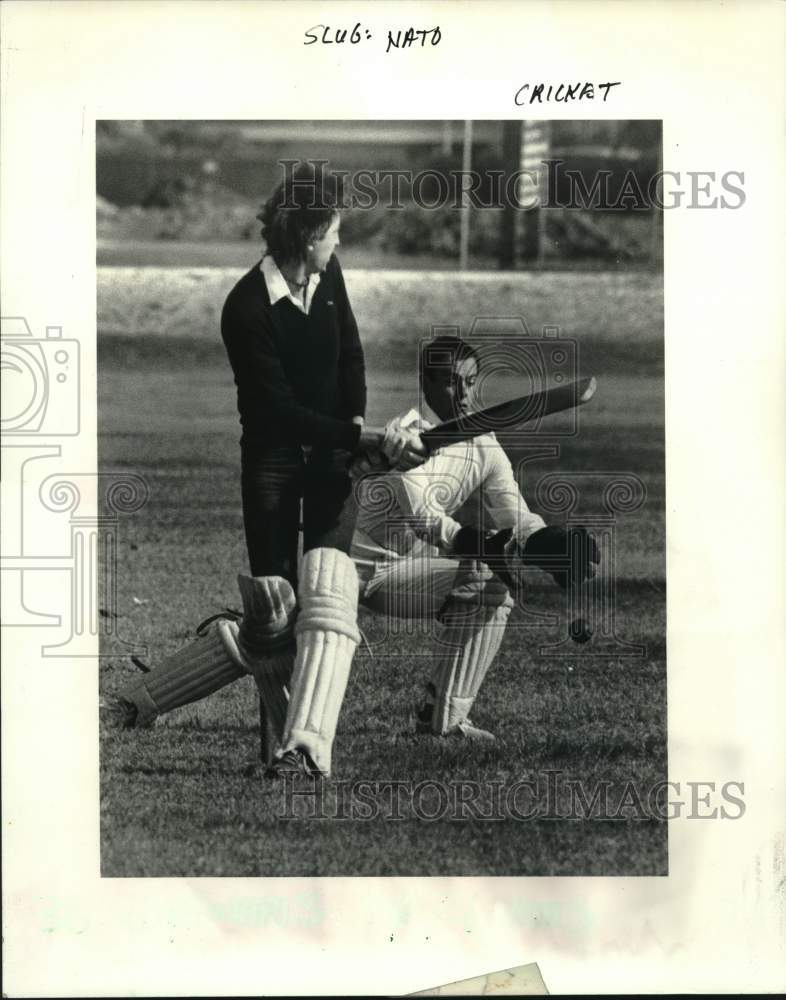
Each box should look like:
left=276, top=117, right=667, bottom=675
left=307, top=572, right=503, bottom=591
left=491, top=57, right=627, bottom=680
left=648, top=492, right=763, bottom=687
left=234, top=575, right=296, bottom=743
left=428, top=587, right=514, bottom=734
left=280, top=548, right=360, bottom=775
left=123, top=621, right=246, bottom=727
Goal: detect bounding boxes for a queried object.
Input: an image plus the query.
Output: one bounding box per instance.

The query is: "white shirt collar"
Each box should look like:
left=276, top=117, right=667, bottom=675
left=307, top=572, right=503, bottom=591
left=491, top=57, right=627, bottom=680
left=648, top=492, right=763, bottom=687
left=260, top=254, right=320, bottom=315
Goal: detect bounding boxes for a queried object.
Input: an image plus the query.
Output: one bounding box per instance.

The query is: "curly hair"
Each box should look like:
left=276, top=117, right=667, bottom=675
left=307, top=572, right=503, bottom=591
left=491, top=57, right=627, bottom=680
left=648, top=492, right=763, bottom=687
left=257, top=164, right=341, bottom=264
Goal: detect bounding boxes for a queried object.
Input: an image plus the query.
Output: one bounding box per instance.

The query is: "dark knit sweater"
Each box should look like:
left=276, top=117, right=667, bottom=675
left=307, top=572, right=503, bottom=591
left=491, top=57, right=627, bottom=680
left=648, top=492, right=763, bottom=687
left=221, top=254, right=366, bottom=450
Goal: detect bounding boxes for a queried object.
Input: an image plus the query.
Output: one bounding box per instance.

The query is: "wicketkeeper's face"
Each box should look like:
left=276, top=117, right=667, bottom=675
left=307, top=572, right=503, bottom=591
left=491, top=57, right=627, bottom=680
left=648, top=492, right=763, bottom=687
left=424, top=356, right=480, bottom=421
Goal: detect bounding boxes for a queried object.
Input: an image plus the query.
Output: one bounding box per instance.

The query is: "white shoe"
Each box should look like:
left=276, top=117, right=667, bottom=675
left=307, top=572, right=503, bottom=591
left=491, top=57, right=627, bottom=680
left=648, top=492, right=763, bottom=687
left=447, top=718, right=496, bottom=743
left=415, top=707, right=496, bottom=743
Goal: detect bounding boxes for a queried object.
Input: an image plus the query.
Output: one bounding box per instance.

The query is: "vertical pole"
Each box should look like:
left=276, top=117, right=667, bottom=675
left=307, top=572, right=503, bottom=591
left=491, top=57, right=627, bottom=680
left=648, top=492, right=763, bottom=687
left=459, top=119, right=473, bottom=271
left=498, top=120, right=521, bottom=270
left=520, top=120, right=550, bottom=264
left=442, top=120, right=453, bottom=155
left=536, top=121, right=551, bottom=264
left=260, top=695, right=270, bottom=765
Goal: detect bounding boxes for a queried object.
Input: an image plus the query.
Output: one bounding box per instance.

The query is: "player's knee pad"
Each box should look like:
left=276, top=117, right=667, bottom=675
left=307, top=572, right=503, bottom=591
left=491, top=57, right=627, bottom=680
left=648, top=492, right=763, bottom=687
left=122, top=619, right=246, bottom=727
left=279, top=547, right=360, bottom=775
left=233, top=574, right=296, bottom=744
left=295, top=547, right=361, bottom=645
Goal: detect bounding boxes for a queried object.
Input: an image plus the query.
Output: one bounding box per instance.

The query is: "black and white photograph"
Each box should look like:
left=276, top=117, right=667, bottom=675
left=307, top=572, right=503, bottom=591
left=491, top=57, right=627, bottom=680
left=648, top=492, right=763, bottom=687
left=3, top=2, right=784, bottom=995
left=97, top=119, right=666, bottom=877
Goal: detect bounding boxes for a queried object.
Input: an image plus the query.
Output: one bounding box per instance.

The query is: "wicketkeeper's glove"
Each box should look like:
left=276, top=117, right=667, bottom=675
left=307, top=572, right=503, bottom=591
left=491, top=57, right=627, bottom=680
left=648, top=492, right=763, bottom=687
left=519, top=525, right=600, bottom=589
left=451, top=525, right=517, bottom=589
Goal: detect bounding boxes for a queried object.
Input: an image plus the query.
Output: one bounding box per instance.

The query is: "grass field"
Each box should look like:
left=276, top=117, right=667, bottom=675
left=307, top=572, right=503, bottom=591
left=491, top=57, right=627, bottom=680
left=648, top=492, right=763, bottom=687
left=98, top=266, right=666, bottom=877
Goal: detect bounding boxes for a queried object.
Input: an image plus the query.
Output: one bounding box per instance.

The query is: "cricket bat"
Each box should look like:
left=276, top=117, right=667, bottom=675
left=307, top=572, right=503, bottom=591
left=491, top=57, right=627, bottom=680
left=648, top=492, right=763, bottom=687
left=421, top=375, right=597, bottom=451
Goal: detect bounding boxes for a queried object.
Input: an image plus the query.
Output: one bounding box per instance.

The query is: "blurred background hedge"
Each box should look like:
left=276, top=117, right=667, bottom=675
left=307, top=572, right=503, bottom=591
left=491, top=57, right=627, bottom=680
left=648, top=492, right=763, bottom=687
left=97, top=120, right=662, bottom=269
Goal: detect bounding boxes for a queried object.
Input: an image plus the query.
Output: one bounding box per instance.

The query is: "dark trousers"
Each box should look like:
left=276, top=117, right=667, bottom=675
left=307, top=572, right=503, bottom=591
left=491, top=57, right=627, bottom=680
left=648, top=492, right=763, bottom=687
left=240, top=443, right=356, bottom=590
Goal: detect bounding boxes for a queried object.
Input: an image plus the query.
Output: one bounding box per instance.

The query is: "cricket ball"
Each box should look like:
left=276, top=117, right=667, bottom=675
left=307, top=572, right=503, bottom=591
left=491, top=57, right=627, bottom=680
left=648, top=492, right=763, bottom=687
left=569, top=617, right=592, bottom=644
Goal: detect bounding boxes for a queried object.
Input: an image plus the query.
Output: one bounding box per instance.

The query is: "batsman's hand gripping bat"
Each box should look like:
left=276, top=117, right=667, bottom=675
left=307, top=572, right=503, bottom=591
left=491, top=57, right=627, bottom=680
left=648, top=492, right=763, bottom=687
left=351, top=376, right=597, bottom=476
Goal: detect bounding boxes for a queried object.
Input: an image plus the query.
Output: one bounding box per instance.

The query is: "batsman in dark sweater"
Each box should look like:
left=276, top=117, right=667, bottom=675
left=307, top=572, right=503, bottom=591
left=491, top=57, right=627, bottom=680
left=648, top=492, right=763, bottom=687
left=217, top=168, right=427, bottom=777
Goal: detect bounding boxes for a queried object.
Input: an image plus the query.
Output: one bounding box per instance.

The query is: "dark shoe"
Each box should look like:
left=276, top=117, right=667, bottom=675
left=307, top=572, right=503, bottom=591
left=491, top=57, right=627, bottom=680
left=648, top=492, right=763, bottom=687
left=99, top=694, right=138, bottom=728
left=264, top=748, right=322, bottom=779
